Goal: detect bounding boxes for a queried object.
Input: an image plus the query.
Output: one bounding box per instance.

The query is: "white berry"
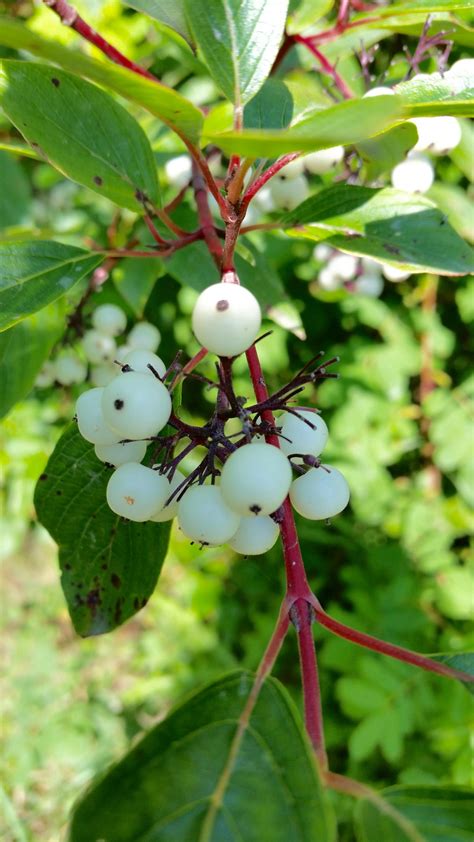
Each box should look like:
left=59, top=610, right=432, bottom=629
left=279, top=410, right=329, bottom=463
left=75, top=387, right=118, bottom=445
left=313, top=243, right=333, bottom=262
left=177, top=484, right=241, bottom=545
left=90, top=363, right=118, bottom=387
left=106, top=462, right=170, bottom=521
left=228, top=515, right=279, bottom=555
left=290, top=464, right=350, bottom=520
left=446, top=58, right=474, bottom=78
left=318, top=267, right=344, bottom=291
left=363, top=86, right=395, bottom=98
left=220, top=443, right=292, bottom=516
left=164, top=155, right=192, bottom=189
left=35, top=361, right=56, bottom=388
left=91, top=303, right=127, bottom=336
left=150, top=468, right=186, bottom=521
left=353, top=274, right=384, bottom=297
left=101, top=372, right=172, bottom=439
left=253, top=186, right=275, bottom=212
left=382, top=263, right=411, bottom=282
left=55, top=352, right=87, bottom=385
left=82, top=329, right=117, bottom=364
left=94, top=439, right=147, bottom=466
left=192, top=283, right=261, bottom=357
left=304, top=146, right=344, bottom=175
left=391, top=154, right=434, bottom=194
left=270, top=174, right=309, bottom=211
left=328, top=253, right=359, bottom=281
left=280, top=158, right=305, bottom=179
left=411, top=116, right=462, bottom=155
left=128, top=322, right=161, bottom=352
left=122, top=349, right=166, bottom=378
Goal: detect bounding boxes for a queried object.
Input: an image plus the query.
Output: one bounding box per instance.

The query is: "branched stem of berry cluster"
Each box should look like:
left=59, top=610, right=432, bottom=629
left=43, top=0, right=473, bottom=791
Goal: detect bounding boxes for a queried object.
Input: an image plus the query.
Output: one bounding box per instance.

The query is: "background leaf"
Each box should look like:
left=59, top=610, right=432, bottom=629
left=0, top=61, right=160, bottom=212
left=34, top=425, right=171, bottom=637
left=69, top=671, right=334, bottom=842
left=356, top=123, right=418, bottom=181
left=0, top=301, right=65, bottom=419
left=281, top=186, right=474, bottom=275
left=355, top=785, right=474, bottom=842
left=0, top=150, right=31, bottom=228
left=432, top=653, right=474, bottom=695
left=113, top=257, right=164, bottom=317
left=396, top=72, right=474, bottom=117
left=185, top=0, right=289, bottom=105
left=0, top=17, right=203, bottom=142
left=0, top=241, right=102, bottom=331
left=124, top=0, right=193, bottom=44
left=165, top=240, right=285, bottom=309
left=287, top=0, right=334, bottom=35
left=244, top=79, right=294, bottom=131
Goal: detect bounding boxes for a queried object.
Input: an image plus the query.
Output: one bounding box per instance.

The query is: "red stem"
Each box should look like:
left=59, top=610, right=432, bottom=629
left=292, top=599, right=327, bottom=768
left=192, top=163, right=224, bottom=269
left=144, top=215, right=170, bottom=247
left=313, top=606, right=474, bottom=684
left=242, top=153, right=301, bottom=207
left=43, top=0, right=160, bottom=82
left=294, top=35, right=353, bottom=99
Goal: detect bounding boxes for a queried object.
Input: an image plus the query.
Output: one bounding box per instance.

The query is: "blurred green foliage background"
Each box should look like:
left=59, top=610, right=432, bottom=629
left=0, top=1, right=472, bottom=839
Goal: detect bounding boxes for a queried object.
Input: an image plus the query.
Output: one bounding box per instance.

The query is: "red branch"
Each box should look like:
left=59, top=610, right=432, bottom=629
left=241, top=153, right=301, bottom=207
left=293, top=35, right=353, bottom=99
left=292, top=599, right=327, bottom=768
left=43, top=0, right=160, bottom=82
left=313, top=606, right=473, bottom=684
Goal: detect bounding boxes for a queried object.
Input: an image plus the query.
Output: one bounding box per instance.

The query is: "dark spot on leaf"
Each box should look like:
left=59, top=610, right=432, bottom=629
left=141, top=597, right=148, bottom=608
left=114, top=598, right=123, bottom=624
left=86, top=588, right=102, bottom=617
left=101, top=563, right=108, bottom=570
left=249, top=504, right=262, bottom=514
left=135, top=189, right=148, bottom=203
left=51, top=77, right=60, bottom=87
left=114, top=399, right=124, bottom=410
left=93, top=175, right=103, bottom=186
left=110, top=527, right=117, bottom=536
left=64, top=563, right=72, bottom=570
left=384, top=243, right=400, bottom=255
left=56, top=490, right=62, bottom=496
left=111, top=573, right=121, bottom=589
left=216, top=299, right=229, bottom=312
left=133, top=597, right=140, bottom=610
left=39, top=473, right=48, bottom=481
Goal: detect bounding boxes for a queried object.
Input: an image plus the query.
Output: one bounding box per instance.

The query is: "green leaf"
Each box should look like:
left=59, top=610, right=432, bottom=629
left=0, top=301, right=64, bottom=418
left=0, top=240, right=102, bottom=331
left=204, top=95, right=405, bottom=156
left=0, top=139, right=41, bottom=160
left=450, top=119, right=474, bottom=180
left=432, top=653, right=474, bottom=695
left=355, top=785, right=474, bottom=842
left=123, top=0, right=193, bottom=44
left=166, top=240, right=285, bottom=309
left=244, top=79, right=294, bottom=131
left=185, top=0, right=289, bottom=105
left=0, top=17, right=203, bottom=142
left=357, top=122, right=418, bottom=181
left=395, top=72, right=474, bottom=118
left=366, top=0, right=474, bottom=16
left=113, top=257, right=164, bottom=317
left=34, top=425, right=171, bottom=637
left=428, top=182, right=474, bottom=243
left=0, top=150, right=31, bottom=229
left=69, top=670, right=334, bottom=841
left=287, top=0, right=334, bottom=35
left=0, top=61, right=159, bottom=212
left=281, top=185, right=474, bottom=276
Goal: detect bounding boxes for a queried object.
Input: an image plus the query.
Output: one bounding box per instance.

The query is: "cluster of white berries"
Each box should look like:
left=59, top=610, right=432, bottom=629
left=35, top=303, right=161, bottom=389
left=314, top=244, right=409, bottom=296
left=72, top=283, right=349, bottom=555
left=363, top=66, right=465, bottom=195
left=263, top=147, right=345, bottom=212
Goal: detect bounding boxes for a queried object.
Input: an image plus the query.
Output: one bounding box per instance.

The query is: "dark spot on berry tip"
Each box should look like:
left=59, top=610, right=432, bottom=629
left=249, top=504, right=261, bottom=514
left=111, top=573, right=121, bottom=589
left=39, top=473, right=48, bottom=481
left=93, top=175, right=103, bottom=186
left=114, top=399, right=124, bottom=410
left=51, top=77, right=60, bottom=87
left=216, top=299, right=229, bottom=312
